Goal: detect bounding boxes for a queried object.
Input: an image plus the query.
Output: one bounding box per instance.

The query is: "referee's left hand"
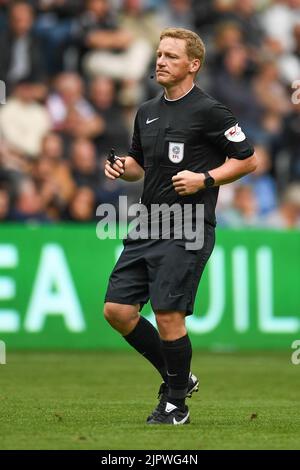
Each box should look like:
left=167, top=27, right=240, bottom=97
left=172, top=170, right=205, bottom=196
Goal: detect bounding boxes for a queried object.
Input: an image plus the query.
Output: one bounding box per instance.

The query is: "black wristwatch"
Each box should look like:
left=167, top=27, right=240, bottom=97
left=203, top=171, right=215, bottom=188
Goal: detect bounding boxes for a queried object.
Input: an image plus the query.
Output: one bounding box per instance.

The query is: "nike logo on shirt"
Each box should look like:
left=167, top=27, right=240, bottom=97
left=146, top=117, right=159, bottom=124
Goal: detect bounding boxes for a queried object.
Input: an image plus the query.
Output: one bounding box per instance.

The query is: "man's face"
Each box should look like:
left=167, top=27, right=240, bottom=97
left=56, top=74, right=83, bottom=105
left=156, top=37, right=198, bottom=86
left=10, top=4, right=33, bottom=36
left=87, top=0, right=109, bottom=18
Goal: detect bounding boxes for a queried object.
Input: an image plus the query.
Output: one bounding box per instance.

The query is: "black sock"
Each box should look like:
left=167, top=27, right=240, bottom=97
left=161, top=334, right=192, bottom=410
left=124, top=316, right=168, bottom=383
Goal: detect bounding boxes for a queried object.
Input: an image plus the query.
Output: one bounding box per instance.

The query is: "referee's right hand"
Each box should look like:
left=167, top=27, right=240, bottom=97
left=105, top=157, right=126, bottom=180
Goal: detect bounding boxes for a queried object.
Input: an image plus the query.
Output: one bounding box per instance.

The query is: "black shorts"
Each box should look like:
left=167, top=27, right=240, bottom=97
left=104, top=224, right=215, bottom=316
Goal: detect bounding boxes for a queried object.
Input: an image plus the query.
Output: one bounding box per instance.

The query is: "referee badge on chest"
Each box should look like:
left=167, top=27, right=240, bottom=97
left=168, top=142, right=184, bottom=163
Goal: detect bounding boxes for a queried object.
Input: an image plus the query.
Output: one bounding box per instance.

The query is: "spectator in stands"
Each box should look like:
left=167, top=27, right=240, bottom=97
left=32, top=0, right=84, bottom=74
left=34, top=133, right=75, bottom=219
left=262, top=34, right=300, bottom=85
left=70, top=138, right=101, bottom=193
left=41, top=131, right=64, bottom=161
left=217, top=184, right=261, bottom=228
left=32, top=0, right=83, bottom=16
left=209, top=22, right=244, bottom=73
left=261, top=0, right=300, bottom=53
left=0, top=0, right=8, bottom=31
left=0, top=0, right=46, bottom=92
left=63, top=186, right=96, bottom=222
left=0, top=139, right=33, bottom=176
left=0, top=182, right=10, bottom=221
left=0, top=78, right=51, bottom=158
left=69, top=135, right=126, bottom=209
left=9, top=177, right=49, bottom=222
left=293, top=22, right=300, bottom=59
left=222, top=0, right=264, bottom=47
left=75, top=0, right=132, bottom=67
left=119, top=0, right=160, bottom=50
left=253, top=59, right=291, bottom=152
left=47, top=72, right=104, bottom=145
left=241, top=145, right=278, bottom=215
left=158, top=0, right=194, bottom=30
left=253, top=60, right=291, bottom=117
left=81, top=0, right=153, bottom=105
left=264, top=183, right=300, bottom=229
left=281, top=101, right=300, bottom=181
left=211, top=44, right=262, bottom=140
left=192, top=0, right=221, bottom=35
left=89, top=76, right=130, bottom=156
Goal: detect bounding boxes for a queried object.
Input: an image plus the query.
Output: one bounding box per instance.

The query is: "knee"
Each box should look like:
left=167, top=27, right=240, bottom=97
left=103, top=303, right=125, bottom=324
left=155, top=311, right=186, bottom=340
left=103, top=302, right=139, bottom=329
left=155, top=312, right=174, bottom=331
left=103, top=303, right=117, bottom=323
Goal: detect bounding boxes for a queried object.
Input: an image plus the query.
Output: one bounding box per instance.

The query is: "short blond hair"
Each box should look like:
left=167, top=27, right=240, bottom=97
left=160, top=28, right=206, bottom=72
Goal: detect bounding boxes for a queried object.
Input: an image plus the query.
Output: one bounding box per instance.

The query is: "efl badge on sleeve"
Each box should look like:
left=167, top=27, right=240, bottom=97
left=168, top=142, right=184, bottom=163
left=224, top=123, right=246, bottom=142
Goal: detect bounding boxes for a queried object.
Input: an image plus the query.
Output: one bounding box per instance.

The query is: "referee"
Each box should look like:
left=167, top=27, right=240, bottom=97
left=104, top=28, right=257, bottom=425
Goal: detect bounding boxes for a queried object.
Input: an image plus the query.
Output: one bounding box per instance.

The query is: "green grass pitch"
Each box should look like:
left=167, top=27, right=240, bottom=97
left=0, top=350, right=300, bottom=450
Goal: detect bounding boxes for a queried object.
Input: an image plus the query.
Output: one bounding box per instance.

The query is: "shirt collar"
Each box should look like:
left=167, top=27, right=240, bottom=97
left=164, top=83, right=195, bottom=102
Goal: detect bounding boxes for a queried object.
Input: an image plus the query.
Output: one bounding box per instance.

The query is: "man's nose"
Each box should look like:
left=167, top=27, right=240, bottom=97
left=157, top=55, right=166, bottom=66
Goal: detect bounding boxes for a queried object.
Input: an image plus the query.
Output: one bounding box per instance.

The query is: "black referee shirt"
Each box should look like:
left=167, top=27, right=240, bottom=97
left=128, top=85, right=254, bottom=227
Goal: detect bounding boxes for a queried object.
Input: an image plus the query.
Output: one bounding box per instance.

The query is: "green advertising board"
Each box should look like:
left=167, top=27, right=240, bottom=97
left=0, top=225, right=299, bottom=350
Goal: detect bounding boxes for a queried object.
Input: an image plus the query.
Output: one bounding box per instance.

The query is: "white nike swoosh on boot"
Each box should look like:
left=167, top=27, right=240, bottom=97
left=173, top=411, right=190, bottom=425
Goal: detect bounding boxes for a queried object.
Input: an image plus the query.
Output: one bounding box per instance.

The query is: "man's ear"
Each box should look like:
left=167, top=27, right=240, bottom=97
left=190, top=59, right=201, bottom=73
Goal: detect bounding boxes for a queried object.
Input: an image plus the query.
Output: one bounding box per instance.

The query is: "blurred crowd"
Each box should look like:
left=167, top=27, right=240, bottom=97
left=0, top=0, right=300, bottom=228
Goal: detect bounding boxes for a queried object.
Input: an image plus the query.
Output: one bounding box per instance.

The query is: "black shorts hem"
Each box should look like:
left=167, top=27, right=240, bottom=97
left=104, top=297, right=148, bottom=311
left=151, top=303, right=193, bottom=316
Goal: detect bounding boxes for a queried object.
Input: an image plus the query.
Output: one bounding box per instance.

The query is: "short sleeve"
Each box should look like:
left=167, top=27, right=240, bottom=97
left=128, top=112, right=144, bottom=168
left=203, top=103, right=254, bottom=159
